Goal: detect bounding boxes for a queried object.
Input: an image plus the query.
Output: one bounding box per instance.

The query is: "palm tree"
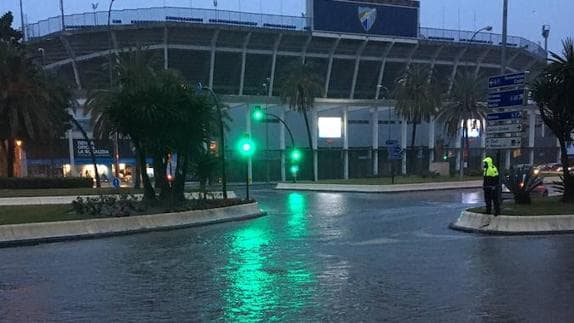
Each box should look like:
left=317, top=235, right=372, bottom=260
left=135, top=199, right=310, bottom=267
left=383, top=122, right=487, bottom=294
left=279, top=61, right=323, bottom=181
left=87, top=51, right=160, bottom=200
left=0, top=42, right=71, bottom=177
left=438, top=71, right=487, bottom=177
left=531, top=38, right=574, bottom=203
left=392, top=65, right=442, bottom=173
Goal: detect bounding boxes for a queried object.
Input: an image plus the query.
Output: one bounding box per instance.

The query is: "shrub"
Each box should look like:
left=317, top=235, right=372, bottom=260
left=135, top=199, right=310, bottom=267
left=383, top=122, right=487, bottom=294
left=72, top=194, right=143, bottom=217
left=420, top=170, right=439, bottom=178
left=504, top=166, right=544, bottom=204
left=0, top=177, right=93, bottom=189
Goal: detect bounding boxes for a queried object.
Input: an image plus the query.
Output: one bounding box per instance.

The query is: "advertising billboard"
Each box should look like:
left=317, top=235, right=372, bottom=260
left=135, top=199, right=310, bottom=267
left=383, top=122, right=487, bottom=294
left=311, top=0, right=419, bottom=38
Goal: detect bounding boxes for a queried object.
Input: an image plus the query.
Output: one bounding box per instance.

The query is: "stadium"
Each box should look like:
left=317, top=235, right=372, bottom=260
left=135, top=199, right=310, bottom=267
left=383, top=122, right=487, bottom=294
left=17, top=0, right=560, bottom=182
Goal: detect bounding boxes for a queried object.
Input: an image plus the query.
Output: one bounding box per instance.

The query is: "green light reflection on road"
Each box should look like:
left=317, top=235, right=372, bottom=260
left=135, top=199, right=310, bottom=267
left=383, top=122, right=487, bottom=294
left=224, top=226, right=278, bottom=322
left=287, top=193, right=307, bottom=238
left=223, top=193, right=316, bottom=321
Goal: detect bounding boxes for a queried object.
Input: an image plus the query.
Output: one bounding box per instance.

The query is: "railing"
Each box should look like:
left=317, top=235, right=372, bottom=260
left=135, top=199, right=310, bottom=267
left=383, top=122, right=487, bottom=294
left=419, top=27, right=547, bottom=58
left=25, top=6, right=546, bottom=58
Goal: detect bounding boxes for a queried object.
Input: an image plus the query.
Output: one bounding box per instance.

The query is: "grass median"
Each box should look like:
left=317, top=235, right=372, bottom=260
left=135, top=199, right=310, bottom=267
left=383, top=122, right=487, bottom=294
left=0, top=205, right=88, bottom=225
left=469, top=197, right=573, bottom=216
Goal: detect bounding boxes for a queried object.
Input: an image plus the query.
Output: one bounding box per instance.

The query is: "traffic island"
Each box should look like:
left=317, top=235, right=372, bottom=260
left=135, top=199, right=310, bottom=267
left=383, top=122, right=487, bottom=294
left=450, top=202, right=574, bottom=235
left=276, top=177, right=482, bottom=193
left=0, top=202, right=265, bottom=248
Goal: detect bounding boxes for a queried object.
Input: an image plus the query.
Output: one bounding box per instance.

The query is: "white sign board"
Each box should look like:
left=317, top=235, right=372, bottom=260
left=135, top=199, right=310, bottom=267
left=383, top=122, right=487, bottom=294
left=486, top=124, right=523, bottom=134
left=486, top=137, right=522, bottom=149
left=318, top=117, right=342, bottom=138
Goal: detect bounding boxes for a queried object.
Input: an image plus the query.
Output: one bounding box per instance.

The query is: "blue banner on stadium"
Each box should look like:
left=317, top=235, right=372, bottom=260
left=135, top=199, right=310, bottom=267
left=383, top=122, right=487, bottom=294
left=312, top=0, right=418, bottom=38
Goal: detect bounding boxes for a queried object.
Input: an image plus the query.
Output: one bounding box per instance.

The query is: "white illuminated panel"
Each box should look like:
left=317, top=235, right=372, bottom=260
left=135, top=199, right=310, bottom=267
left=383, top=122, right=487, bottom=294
left=318, top=117, right=342, bottom=138
left=467, top=119, right=481, bottom=138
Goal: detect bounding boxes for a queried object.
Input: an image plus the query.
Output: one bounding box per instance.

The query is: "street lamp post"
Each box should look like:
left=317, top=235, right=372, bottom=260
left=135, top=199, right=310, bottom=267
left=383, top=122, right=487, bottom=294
left=542, top=25, right=550, bottom=57
left=19, top=0, right=26, bottom=41
left=198, top=83, right=228, bottom=199
left=60, top=0, right=65, bottom=31
left=459, top=25, right=493, bottom=178
left=92, top=3, right=99, bottom=26
left=106, top=0, right=121, bottom=181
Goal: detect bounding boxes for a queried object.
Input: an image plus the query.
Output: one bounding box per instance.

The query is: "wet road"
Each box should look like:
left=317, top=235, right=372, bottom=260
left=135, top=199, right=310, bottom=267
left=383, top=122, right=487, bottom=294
left=1, top=188, right=574, bottom=322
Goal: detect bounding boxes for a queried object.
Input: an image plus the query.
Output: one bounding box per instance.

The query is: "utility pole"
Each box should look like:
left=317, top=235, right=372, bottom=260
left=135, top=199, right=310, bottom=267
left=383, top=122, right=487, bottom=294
left=501, top=0, right=508, bottom=74
left=542, top=25, right=550, bottom=57
left=60, top=0, right=65, bottom=31
left=19, top=0, right=26, bottom=41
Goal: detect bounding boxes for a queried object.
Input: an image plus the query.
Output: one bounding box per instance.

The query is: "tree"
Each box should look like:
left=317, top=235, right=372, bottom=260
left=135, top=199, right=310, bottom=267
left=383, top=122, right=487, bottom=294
left=531, top=38, right=574, bottom=203
left=0, top=41, right=71, bottom=177
left=438, top=71, right=487, bottom=177
left=279, top=61, right=323, bottom=181
left=88, top=50, right=218, bottom=202
left=393, top=65, right=442, bottom=173
left=0, top=12, right=22, bottom=44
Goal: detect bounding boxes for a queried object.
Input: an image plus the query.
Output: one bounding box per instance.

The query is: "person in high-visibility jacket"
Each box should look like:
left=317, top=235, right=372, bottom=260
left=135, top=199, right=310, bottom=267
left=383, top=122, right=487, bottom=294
left=483, top=156, right=500, bottom=216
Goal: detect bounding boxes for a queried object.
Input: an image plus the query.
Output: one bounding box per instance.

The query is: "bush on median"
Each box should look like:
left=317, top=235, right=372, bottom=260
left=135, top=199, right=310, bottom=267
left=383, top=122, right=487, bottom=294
left=0, top=177, right=94, bottom=189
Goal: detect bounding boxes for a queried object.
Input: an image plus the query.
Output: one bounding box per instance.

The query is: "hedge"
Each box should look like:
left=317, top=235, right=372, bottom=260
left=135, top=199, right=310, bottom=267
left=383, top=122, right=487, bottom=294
left=0, top=177, right=94, bottom=189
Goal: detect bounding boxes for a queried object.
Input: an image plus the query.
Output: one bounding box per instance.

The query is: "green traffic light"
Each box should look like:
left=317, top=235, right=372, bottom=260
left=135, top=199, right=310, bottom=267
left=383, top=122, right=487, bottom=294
left=443, top=154, right=448, bottom=161
left=252, top=106, right=264, bottom=122
left=290, top=149, right=302, bottom=162
left=290, top=165, right=300, bottom=175
left=237, top=134, right=255, bottom=158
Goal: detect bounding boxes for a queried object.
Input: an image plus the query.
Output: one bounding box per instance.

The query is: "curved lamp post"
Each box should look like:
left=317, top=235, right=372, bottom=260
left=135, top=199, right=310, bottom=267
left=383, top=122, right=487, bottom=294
left=458, top=25, right=493, bottom=178
left=197, top=83, right=228, bottom=199
left=252, top=106, right=301, bottom=182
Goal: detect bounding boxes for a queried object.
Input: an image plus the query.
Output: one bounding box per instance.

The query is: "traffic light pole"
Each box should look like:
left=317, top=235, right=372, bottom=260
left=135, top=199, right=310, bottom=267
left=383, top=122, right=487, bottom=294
left=261, top=112, right=295, bottom=149
left=198, top=84, right=228, bottom=199
left=253, top=108, right=300, bottom=182
left=245, top=157, right=250, bottom=201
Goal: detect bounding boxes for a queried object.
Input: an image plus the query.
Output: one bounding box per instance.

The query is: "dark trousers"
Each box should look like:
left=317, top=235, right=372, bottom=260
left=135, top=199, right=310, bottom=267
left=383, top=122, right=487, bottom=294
left=484, top=186, right=500, bottom=215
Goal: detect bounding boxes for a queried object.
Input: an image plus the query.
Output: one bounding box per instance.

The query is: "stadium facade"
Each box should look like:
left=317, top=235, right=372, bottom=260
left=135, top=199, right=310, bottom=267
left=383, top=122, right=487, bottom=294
left=18, top=0, right=561, bottom=182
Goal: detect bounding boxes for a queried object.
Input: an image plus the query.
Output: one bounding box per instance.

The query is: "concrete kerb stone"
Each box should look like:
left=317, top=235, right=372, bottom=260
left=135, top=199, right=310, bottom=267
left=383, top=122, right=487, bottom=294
left=0, top=191, right=238, bottom=206
left=450, top=210, right=574, bottom=236
left=0, top=202, right=265, bottom=248
left=275, top=180, right=483, bottom=193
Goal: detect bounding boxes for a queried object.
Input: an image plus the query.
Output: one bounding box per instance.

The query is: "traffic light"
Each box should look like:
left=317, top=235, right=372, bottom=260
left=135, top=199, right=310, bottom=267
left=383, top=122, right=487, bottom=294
left=290, top=165, right=300, bottom=175
left=252, top=105, right=265, bottom=122
left=237, top=133, right=255, bottom=158
left=290, top=148, right=302, bottom=162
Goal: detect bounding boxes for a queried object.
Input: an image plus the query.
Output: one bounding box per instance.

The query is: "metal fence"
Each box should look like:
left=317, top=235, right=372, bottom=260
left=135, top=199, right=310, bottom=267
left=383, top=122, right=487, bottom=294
left=25, top=7, right=308, bottom=40
left=419, top=27, right=547, bottom=58
left=25, top=7, right=546, bottom=59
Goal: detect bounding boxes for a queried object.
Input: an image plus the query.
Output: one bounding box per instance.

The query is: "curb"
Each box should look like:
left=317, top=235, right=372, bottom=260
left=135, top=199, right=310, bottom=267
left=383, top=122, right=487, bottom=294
left=449, top=210, right=574, bottom=236
left=0, top=202, right=265, bottom=248
left=275, top=181, right=483, bottom=193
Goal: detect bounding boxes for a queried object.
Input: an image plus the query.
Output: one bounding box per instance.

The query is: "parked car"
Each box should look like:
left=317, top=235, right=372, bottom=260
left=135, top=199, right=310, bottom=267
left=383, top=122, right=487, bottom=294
left=501, top=182, right=549, bottom=200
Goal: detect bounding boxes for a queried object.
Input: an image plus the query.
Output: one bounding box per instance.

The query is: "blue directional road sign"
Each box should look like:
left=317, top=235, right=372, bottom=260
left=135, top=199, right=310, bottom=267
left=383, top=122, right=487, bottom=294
left=386, top=140, right=402, bottom=160
left=486, top=111, right=522, bottom=121
left=488, top=89, right=526, bottom=108
left=488, top=72, right=526, bottom=89
left=112, top=177, right=121, bottom=189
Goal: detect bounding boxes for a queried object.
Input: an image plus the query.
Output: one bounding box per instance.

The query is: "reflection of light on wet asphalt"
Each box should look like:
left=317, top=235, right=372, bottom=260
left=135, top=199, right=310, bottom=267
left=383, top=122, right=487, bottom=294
left=461, top=192, right=482, bottom=205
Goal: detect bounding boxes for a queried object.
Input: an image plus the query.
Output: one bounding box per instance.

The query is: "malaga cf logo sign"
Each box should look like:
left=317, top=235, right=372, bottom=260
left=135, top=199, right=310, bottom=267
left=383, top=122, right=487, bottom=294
left=358, top=7, right=377, bottom=32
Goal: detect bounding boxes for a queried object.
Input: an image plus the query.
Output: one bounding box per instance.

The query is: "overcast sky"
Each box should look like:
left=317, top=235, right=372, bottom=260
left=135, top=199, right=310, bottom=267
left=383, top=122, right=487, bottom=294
left=1, top=0, right=572, bottom=53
